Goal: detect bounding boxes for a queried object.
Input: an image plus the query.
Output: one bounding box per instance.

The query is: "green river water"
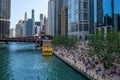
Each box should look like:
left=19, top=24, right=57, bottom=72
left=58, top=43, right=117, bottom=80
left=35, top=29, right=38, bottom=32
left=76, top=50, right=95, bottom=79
left=0, top=42, right=89, bottom=80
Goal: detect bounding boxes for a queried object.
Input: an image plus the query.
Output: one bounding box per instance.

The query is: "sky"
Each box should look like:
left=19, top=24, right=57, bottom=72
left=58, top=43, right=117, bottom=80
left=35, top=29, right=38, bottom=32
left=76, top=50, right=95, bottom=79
left=11, top=0, right=49, bottom=28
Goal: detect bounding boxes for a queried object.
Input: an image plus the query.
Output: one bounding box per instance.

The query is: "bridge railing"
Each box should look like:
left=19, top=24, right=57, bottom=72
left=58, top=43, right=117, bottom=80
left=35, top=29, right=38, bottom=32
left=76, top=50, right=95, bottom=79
left=0, top=35, right=53, bottom=42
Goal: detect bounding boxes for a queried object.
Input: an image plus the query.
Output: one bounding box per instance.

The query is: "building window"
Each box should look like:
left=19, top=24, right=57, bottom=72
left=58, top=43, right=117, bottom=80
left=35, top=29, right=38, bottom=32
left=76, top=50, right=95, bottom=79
left=76, top=24, right=78, bottom=31
left=84, top=13, right=88, bottom=20
left=84, top=24, right=89, bottom=31
left=107, top=27, right=111, bottom=33
left=79, top=24, right=82, bottom=31
left=83, top=2, right=88, bottom=9
left=85, top=36, right=88, bottom=40
left=101, top=28, right=104, bottom=34
left=79, top=36, right=82, bottom=39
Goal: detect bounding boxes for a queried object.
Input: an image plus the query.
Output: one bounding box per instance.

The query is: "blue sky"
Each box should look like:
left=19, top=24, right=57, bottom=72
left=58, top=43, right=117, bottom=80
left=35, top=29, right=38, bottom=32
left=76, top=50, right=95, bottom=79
left=11, top=0, right=49, bottom=28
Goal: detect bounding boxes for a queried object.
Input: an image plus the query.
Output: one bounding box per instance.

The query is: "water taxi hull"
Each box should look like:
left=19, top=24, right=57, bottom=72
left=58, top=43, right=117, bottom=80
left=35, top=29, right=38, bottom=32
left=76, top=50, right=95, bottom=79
left=42, top=46, right=53, bottom=56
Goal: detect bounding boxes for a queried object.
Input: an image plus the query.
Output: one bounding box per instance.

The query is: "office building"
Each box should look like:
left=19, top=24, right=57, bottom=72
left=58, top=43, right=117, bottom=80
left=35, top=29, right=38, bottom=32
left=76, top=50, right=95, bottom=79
left=114, top=14, right=120, bottom=32
left=89, top=0, right=94, bottom=34
left=104, top=14, right=112, bottom=26
left=40, top=13, right=44, bottom=32
left=113, top=0, right=120, bottom=31
left=61, top=6, right=68, bottom=35
left=63, top=0, right=68, bottom=6
left=43, top=16, right=47, bottom=34
left=32, top=9, right=34, bottom=19
left=23, top=12, right=27, bottom=37
left=26, top=19, right=34, bottom=37
left=54, top=0, right=63, bottom=36
left=97, top=0, right=103, bottom=27
left=48, top=0, right=55, bottom=36
left=40, top=14, right=43, bottom=20
left=10, top=28, right=15, bottom=38
left=68, top=0, right=91, bottom=40
left=35, top=22, right=41, bottom=36
left=0, top=0, right=11, bottom=38
left=95, top=0, right=120, bottom=32
left=32, top=9, right=35, bottom=36
left=15, top=25, right=21, bottom=37
left=15, top=20, right=24, bottom=37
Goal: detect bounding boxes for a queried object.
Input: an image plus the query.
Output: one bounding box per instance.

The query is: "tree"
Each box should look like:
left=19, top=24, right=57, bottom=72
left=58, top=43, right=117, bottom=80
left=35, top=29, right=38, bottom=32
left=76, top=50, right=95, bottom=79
left=88, top=30, right=120, bottom=68
left=52, top=35, right=78, bottom=47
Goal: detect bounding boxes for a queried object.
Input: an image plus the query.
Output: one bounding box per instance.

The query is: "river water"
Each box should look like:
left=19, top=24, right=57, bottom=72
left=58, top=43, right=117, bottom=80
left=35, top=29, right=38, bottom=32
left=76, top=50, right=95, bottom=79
left=0, top=42, right=89, bottom=80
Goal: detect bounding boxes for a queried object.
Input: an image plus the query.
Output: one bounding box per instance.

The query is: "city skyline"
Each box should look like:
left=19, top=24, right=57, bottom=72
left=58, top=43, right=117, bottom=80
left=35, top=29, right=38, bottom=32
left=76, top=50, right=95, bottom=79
left=11, top=0, right=49, bottom=29
left=0, top=1, right=120, bottom=80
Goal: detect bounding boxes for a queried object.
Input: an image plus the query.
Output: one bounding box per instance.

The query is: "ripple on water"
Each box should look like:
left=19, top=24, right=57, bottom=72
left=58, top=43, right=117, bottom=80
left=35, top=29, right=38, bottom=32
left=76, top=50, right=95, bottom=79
left=0, top=43, right=89, bottom=80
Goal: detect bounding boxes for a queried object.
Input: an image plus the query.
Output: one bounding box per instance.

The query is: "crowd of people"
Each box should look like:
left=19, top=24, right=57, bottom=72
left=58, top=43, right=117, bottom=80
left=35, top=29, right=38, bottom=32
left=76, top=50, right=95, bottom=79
left=53, top=41, right=120, bottom=80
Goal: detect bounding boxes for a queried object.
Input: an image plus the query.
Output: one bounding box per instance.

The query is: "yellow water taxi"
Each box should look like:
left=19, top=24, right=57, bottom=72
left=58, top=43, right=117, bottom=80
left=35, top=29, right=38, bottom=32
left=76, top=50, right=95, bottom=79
left=42, top=40, right=53, bottom=56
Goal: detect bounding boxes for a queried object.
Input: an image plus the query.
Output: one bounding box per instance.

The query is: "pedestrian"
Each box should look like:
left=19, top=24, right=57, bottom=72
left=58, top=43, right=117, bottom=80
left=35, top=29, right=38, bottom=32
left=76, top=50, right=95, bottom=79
left=74, top=58, right=76, bottom=64
left=102, top=69, right=106, bottom=79
left=95, top=67, right=99, bottom=74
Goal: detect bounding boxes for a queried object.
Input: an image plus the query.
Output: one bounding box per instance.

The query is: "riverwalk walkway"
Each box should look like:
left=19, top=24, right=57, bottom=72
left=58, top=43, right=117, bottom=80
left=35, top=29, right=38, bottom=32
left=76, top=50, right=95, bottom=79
left=53, top=42, right=120, bottom=80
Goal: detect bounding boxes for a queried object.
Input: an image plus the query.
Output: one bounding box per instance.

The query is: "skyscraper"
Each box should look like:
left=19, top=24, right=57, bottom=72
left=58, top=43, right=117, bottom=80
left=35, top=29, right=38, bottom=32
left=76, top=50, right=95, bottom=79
left=111, top=0, right=114, bottom=27
left=61, top=6, right=68, bottom=35
left=48, top=0, right=55, bottom=36
left=104, top=14, right=112, bottom=26
left=43, top=16, right=47, bottom=34
left=26, top=19, right=34, bottom=37
left=23, top=12, right=27, bottom=37
left=54, top=0, right=63, bottom=36
left=68, top=0, right=91, bottom=40
left=95, top=0, right=120, bottom=32
left=40, top=14, right=43, bottom=20
left=35, top=22, right=41, bottom=36
left=32, top=9, right=34, bottom=19
left=113, top=0, right=120, bottom=31
left=97, top=0, right=103, bottom=27
left=31, top=9, right=35, bottom=36
left=0, top=0, right=11, bottom=38
left=15, top=20, right=24, bottom=37
left=10, top=28, right=15, bottom=38
left=89, top=0, right=94, bottom=34
left=40, top=13, right=44, bottom=33
left=63, top=0, right=68, bottom=6
left=114, top=14, right=120, bottom=32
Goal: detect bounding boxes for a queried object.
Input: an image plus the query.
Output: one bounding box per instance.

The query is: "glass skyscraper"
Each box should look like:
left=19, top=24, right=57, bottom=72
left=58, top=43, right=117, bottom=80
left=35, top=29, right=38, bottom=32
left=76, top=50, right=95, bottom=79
left=48, top=0, right=55, bottom=36
left=26, top=19, right=34, bottom=37
left=95, top=0, right=120, bottom=32
left=40, top=14, right=43, bottom=20
left=32, top=9, right=34, bottom=19
left=68, top=0, right=91, bottom=40
left=54, top=0, right=63, bottom=37
left=114, top=0, right=120, bottom=31
left=0, top=0, right=11, bottom=38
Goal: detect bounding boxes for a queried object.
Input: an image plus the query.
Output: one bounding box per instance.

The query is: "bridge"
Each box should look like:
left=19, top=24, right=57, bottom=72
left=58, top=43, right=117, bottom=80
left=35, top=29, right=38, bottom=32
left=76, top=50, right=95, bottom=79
left=0, top=35, right=53, bottom=42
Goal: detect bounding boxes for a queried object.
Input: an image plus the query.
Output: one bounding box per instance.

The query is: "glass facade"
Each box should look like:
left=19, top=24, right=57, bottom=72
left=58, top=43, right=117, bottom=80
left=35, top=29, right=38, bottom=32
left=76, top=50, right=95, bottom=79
left=68, top=0, right=77, bottom=33
left=26, top=19, right=34, bottom=37
left=114, top=0, right=120, bottom=14
left=68, top=0, right=90, bottom=40
left=95, top=0, right=120, bottom=31
left=32, top=9, right=34, bottom=19
left=114, top=0, right=120, bottom=31
left=0, top=0, right=11, bottom=38
left=54, top=0, right=63, bottom=36
left=63, top=0, right=68, bottom=6
left=48, top=0, right=55, bottom=36
left=40, top=14, right=43, bottom=20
